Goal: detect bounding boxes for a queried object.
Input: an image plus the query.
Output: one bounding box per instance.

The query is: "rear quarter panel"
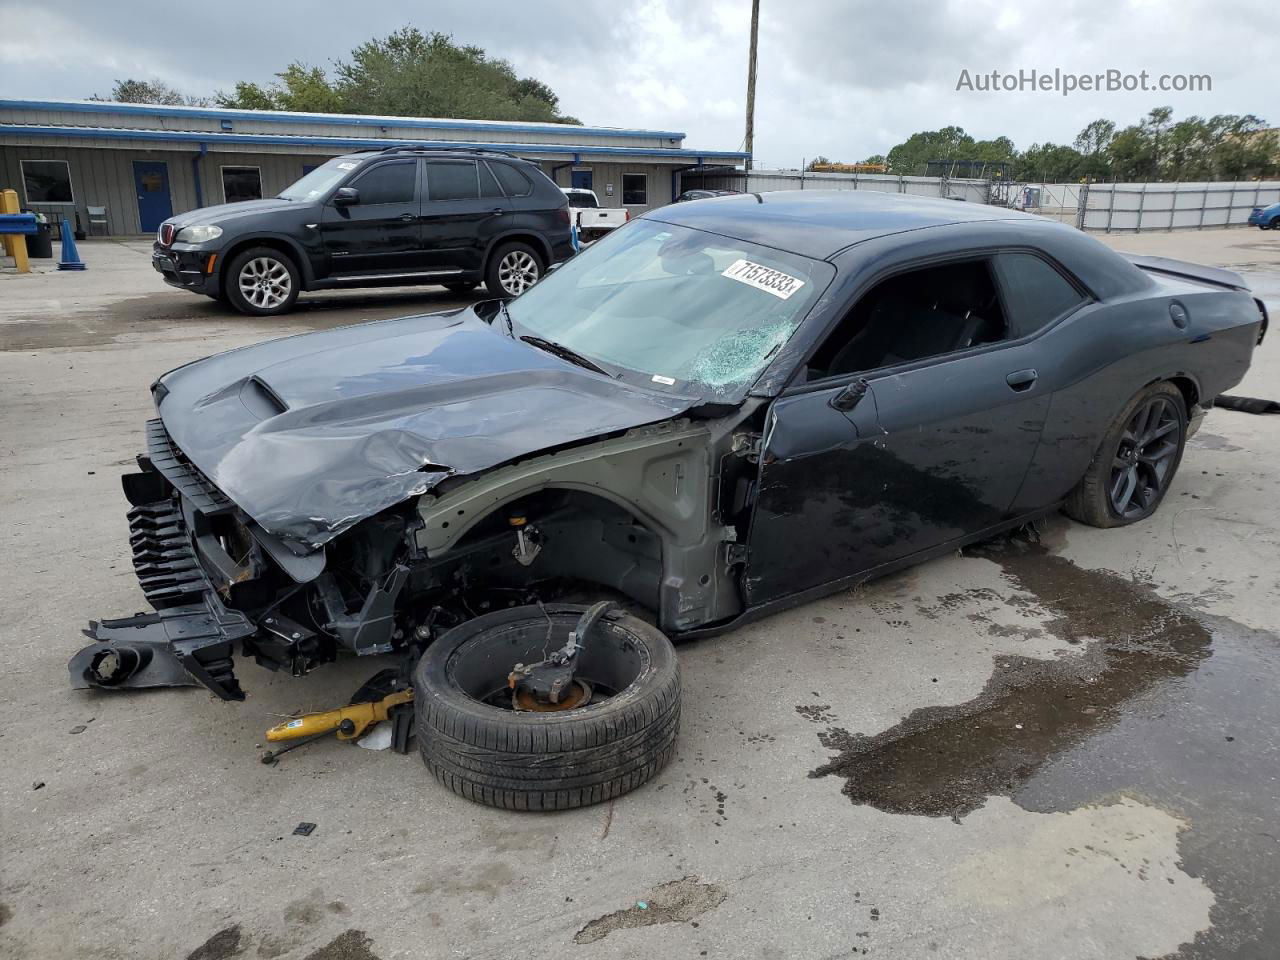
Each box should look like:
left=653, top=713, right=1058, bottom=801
left=1012, top=280, right=1261, bottom=512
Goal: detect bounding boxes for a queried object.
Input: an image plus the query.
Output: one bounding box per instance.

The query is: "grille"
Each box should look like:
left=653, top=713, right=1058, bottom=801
left=145, top=419, right=231, bottom=513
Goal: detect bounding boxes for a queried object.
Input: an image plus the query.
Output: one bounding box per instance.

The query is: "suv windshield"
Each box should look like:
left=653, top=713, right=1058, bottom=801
left=505, top=219, right=832, bottom=398
left=277, top=157, right=363, bottom=201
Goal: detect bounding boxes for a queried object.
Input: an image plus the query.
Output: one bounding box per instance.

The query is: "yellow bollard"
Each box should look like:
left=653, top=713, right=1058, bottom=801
left=0, top=188, right=30, bottom=272
left=0, top=189, right=16, bottom=258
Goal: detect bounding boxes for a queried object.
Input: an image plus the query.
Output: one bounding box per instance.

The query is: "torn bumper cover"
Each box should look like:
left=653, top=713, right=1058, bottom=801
left=73, top=599, right=254, bottom=699
left=70, top=423, right=269, bottom=700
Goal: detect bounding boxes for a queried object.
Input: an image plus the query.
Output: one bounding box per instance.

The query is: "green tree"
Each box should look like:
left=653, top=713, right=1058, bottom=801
left=216, top=64, right=345, bottom=113
left=1015, top=143, right=1084, bottom=182
left=804, top=155, right=831, bottom=170
left=216, top=28, right=578, bottom=124
left=886, top=126, right=975, bottom=175
left=92, top=78, right=208, bottom=107
left=1073, top=119, right=1116, bottom=179
left=333, top=28, right=578, bottom=123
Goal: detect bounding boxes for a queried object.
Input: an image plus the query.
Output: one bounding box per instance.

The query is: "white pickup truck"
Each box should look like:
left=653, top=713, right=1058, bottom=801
left=562, top=188, right=629, bottom=242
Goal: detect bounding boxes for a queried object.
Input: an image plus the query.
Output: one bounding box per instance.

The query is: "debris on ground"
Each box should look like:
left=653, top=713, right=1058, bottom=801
left=293, top=822, right=317, bottom=837
left=356, top=725, right=392, bottom=751
left=573, top=877, right=727, bottom=944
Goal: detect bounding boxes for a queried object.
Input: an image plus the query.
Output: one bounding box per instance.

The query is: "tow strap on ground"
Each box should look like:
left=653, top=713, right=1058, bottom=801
left=1215, top=395, right=1280, bottom=414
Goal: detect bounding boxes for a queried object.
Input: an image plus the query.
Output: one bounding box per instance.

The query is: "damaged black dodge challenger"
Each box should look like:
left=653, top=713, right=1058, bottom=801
left=73, top=191, right=1267, bottom=810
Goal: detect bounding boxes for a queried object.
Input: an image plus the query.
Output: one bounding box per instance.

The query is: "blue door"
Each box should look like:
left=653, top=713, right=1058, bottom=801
left=571, top=169, right=593, bottom=190
left=133, top=161, right=173, bottom=233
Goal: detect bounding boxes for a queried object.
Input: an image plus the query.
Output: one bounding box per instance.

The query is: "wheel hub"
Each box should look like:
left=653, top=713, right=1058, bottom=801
left=513, top=679, right=593, bottom=712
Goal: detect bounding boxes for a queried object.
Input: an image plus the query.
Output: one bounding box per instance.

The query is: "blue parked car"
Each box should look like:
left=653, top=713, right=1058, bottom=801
left=1248, top=201, right=1280, bottom=229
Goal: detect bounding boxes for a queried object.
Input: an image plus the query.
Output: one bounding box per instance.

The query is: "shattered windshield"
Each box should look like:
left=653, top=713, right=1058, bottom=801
left=504, top=219, right=832, bottom=398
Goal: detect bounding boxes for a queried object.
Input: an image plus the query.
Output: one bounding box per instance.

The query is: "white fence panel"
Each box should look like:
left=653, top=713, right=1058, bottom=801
left=684, top=170, right=1279, bottom=232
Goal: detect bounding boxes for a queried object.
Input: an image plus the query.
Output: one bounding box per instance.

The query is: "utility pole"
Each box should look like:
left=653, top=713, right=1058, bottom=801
left=744, top=0, right=759, bottom=169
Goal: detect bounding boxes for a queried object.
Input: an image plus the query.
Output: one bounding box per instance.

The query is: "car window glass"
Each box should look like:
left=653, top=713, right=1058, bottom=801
left=995, top=253, right=1086, bottom=336
left=491, top=162, right=533, bottom=197
left=351, top=161, right=416, bottom=205
left=479, top=162, right=504, bottom=199
left=506, top=220, right=833, bottom=400
left=808, top=259, right=1009, bottom=378
left=427, top=161, right=480, bottom=201
left=570, top=192, right=598, bottom=208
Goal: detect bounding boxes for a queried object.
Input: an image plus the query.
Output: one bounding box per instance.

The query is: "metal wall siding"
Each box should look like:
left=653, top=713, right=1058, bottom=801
left=545, top=161, right=673, bottom=212
left=1, top=143, right=195, bottom=234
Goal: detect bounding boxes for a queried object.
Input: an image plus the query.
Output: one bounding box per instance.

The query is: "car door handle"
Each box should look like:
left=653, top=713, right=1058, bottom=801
left=1006, top=368, right=1038, bottom=391
left=490, top=208, right=505, bottom=216
left=398, top=213, right=417, bottom=222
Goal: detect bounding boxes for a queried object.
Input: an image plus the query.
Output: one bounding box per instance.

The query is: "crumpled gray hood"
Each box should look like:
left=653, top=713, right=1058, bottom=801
left=155, top=309, right=694, bottom=552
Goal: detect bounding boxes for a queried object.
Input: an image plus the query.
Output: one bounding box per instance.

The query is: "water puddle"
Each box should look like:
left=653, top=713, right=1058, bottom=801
left=809, top=529, right=1280, bottom=958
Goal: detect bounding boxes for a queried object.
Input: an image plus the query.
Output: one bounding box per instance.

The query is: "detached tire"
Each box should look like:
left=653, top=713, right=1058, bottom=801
left=415, top=604, right=680, bottom=811
left=1064, top=380, right=1188, bottom=528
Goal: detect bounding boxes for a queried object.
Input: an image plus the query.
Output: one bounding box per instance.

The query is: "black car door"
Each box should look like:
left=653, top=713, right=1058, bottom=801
left=320, top=158, right=423, bottom=277
left=743, top=255, right=1051, bottom=606
left=421, top=160, right=513, bottom=273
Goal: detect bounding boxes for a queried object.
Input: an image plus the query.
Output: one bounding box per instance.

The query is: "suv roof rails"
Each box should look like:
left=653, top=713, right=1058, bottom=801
left=372, top=145, right=521, bottom=159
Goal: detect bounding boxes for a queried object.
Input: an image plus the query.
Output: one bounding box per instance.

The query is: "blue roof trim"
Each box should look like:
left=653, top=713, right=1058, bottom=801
left=0, top=124, right=750, bottom=160
left=0, top=99, right=687, bottom=142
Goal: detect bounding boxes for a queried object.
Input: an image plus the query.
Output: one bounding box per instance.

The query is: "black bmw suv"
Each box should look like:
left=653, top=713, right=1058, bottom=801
left=152, top=147, right=575, bottom=315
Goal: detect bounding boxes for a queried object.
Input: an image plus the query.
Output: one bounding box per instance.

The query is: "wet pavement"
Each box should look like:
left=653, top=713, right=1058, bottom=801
left=810, top=524, right=1280, bottom=958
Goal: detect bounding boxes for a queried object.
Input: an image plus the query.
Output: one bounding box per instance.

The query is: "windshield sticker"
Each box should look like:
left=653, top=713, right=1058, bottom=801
left=651, top=374, right=676, bottom=385
left=722, top=259, right=806, bottom=300
left=336, top=162, right=358, bottom=171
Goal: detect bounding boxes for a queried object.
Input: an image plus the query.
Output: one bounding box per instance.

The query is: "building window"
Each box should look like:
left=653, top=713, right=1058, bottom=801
left=221, top=166, right=262, bottom=203
left=20, top=160, right=74, bottom=203
left=622, top=173, right=648, bottom=206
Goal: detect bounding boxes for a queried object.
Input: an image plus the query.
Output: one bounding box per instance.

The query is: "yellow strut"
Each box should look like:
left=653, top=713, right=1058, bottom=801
left=265, top=689, right=414, bottom=742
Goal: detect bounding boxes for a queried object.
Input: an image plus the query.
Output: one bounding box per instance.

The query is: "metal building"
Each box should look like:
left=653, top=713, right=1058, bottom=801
left=0, top=99, right=747, bottom=236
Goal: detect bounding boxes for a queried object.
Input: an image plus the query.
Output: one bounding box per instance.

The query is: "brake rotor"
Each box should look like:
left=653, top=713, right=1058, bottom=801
left=513, top=679, right=593, bottom=712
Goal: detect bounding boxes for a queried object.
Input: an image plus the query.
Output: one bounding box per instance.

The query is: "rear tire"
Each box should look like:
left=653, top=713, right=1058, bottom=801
left=1063, top=381, right=1187, bottom=528
left=485, top=242, right=543, bottom=298
left=224, top=246, right=301, bottom=316
left=415, top=604, right=680, bottom=811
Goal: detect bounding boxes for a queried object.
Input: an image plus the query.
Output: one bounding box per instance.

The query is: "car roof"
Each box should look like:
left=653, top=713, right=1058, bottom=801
left=645, top=189, right=1044, bottom=260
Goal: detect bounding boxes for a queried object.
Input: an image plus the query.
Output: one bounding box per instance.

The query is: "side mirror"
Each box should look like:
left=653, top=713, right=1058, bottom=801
left=332, top=187, right=360, bottom=207
left=829, top=378, right=869, bottom=412
left=546, top=262, right=562, bottom=274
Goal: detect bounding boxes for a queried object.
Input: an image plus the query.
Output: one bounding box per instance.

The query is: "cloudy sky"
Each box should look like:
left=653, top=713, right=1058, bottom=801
left=2, top=0, right=1276, bottom=166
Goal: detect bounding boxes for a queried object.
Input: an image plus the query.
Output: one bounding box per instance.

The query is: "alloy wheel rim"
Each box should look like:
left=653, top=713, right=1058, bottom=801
left=498, top=251, right=539, bottom=295
left=238, top=257, right=291, bottom=309
left=1108, top=396, right=1180, bottom=519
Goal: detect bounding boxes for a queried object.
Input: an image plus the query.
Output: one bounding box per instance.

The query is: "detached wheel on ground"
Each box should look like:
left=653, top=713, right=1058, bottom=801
left=224, top=246, right=301, bottom=316
left=1064, top=380, right=1188, bottom=528
left=414, top=604, right=680, bottom=810
left=485, top=241, right=543, bottom=298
